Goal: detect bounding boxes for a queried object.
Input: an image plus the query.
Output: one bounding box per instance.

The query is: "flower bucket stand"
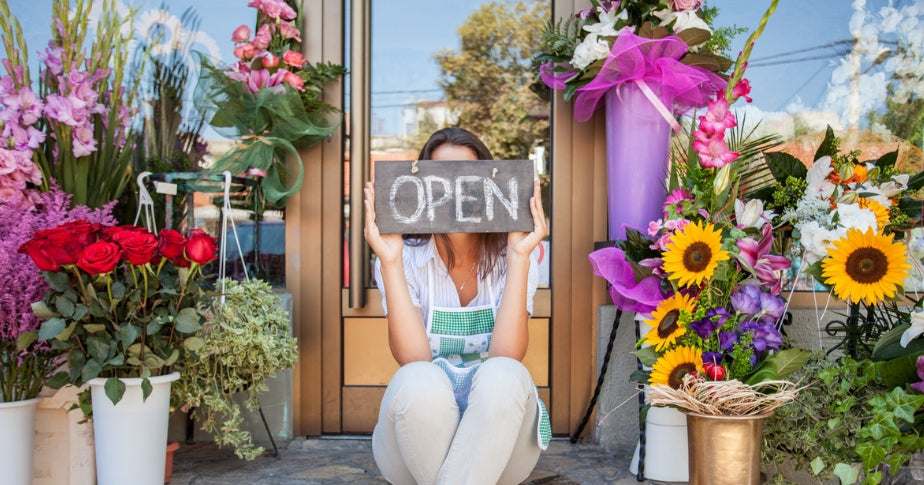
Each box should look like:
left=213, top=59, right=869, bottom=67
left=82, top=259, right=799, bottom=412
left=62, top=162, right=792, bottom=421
left=33, top=385, right=96, bottom=485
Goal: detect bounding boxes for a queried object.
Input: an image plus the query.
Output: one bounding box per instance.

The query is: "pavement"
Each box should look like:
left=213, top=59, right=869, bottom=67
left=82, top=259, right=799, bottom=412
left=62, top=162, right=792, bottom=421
left=167, top=436, right=671, bottom=485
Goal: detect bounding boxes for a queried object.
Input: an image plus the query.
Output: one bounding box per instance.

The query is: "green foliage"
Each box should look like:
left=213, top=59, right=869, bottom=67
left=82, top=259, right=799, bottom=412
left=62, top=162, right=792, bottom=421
left=175, top=278, right=298, bottom=460
left=763, top=353, right=924, bottom=484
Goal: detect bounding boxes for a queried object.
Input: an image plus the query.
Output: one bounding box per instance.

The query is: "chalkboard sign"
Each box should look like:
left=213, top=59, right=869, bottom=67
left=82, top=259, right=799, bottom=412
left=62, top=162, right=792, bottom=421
left=373, top=159, right=535, bottom=234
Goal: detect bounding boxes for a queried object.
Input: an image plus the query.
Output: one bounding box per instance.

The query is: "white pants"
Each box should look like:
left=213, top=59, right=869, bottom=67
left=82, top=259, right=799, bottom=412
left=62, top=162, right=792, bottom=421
left=372, top=357, right=541, bottom=485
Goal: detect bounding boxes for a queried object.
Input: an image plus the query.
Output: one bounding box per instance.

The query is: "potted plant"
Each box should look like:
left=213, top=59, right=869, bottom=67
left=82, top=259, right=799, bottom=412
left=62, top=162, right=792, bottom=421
left=763, top=352, right=924, bottom=485
left=19, top=222, right=218, bottom=485
left=175, top=277, right=298, bottom=460
left=0, top=183, right=117, bottom=485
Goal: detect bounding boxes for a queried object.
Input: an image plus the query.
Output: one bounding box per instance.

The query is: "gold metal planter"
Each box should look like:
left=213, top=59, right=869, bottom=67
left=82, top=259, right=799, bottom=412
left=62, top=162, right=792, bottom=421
left=686, top=412, right=770, bottom=485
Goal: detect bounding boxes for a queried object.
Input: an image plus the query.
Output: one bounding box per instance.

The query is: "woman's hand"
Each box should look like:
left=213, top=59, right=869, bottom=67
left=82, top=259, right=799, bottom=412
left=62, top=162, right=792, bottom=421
left=363, top=181, right=404, bottom=264
left=506, top=179, right=548, bottom=260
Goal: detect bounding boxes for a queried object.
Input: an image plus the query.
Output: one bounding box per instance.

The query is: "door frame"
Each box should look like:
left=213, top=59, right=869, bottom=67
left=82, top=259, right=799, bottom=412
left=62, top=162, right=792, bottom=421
left=288, top=0, right=608, bottom=438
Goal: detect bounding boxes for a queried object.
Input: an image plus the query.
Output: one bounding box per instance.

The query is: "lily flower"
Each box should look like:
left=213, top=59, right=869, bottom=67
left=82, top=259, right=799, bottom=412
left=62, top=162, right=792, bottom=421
left=736, top=224, right=791, bottom=295
left=901, top=309, right=924, bottom=347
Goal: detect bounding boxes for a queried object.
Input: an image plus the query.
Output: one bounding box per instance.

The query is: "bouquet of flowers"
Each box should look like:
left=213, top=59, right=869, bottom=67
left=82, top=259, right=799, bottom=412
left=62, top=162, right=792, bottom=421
left=198, top=0, right=346, bottom=209
left=0, top=185, right=116, bottom=403
left=0, top=0, right=137, bottom=209
left=760, top=127, right=924, bottom=304
left=19, top=222, right=218, bottom=405
left=533, top=0, right=738, bottom=122
left=588, top=1, right=809, bottom=415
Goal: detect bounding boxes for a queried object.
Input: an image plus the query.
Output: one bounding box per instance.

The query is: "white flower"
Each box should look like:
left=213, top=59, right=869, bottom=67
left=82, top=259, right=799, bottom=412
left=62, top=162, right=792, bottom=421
left=571, top=33, right=612, bottom=70
left=835, top=203, right=877, bottom=232
left=583, top=6, right=624, bottom=38
left=879, top=173, right=910, bottom=197
left=798, top=221, right=845, bottom=265
left=735, top=199, right=765, bottom=228
left=652, top=8, right=711, bottom=33
left=901, top=309, right=924, bottom=347
left=806, top=156, right=836, bottom=200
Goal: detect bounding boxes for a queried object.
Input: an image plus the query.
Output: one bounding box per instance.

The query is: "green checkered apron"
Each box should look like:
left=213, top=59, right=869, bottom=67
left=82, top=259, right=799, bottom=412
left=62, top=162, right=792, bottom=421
left=426, top=265, right=551, bottom=450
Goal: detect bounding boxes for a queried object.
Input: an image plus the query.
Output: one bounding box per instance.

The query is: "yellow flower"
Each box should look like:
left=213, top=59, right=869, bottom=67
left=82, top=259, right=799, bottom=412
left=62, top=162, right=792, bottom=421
left=662, top=221, right=730, bottom=287
left=643, top=293, right=696, bottom=352
left=858, top=198, right=890, bottom=232
left=649, top=345, right=704, bottom=389
left=821, top=227, right=911, bottom=305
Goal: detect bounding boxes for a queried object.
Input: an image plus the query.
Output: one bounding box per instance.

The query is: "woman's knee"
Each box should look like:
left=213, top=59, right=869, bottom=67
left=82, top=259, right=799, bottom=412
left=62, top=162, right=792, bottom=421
left=385, top=361, right=456, bottom=412
left=471, top=357, right=532, bottom=398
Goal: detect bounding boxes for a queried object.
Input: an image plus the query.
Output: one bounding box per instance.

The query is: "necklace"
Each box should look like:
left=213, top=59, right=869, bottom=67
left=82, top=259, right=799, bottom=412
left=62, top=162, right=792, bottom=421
left=455, top=260, right=478, bottom=294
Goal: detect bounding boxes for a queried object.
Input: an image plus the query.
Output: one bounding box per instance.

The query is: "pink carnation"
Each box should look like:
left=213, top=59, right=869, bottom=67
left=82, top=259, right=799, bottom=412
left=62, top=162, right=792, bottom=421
left=282, top=50, right=304, bottom=68
left=252, top=24, right=273, bottom=50
left=231, top=25, right=251, bottom=43
left=278, top=21, right=301, bottom=42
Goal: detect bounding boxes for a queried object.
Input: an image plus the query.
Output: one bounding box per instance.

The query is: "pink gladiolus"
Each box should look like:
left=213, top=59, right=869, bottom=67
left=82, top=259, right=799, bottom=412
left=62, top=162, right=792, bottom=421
left=43, top=94, right=86, bottom=127
left=231, top=25, right=251, bottom=43
left=282, top=50, right=304, bottom=68
left=698, top=97, right=736, bottom=136
left=693, top=132, right=738, bottom=168
left=732, top=78, right=752, bottom=103
left=278, top=21, right=301, bottom=42
left=72, top=124, right=97, bottom=157
left=252, top=24, right=273, bottom=50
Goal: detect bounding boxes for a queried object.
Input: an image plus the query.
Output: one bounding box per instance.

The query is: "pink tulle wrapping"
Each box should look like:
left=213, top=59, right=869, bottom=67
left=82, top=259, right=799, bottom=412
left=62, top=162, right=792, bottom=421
left=588, top=246, right=667, bottom=313
left=572, top=32, right=726, bottom=122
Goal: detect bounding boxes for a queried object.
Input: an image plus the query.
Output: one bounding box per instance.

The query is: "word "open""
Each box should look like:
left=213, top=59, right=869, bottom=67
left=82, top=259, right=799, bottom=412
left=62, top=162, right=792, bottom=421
left=389, top=175, right=519, bottom=224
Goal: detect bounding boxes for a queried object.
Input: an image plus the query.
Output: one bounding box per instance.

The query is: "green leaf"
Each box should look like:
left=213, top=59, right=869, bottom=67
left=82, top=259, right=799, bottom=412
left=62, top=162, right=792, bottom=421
left=80, top=358, right=102, bottom=383
left=38, top=317, right=66, bottom=341
left=815, top=125, right=839, bottom=160
left=833, top=462, right=860, bottom=485
left=633, top=347, right=660, bottom=367
left=141, top=378, right=152, bottom=402
left=45, top=271, right=71, bottom=292
left=31, top=301, right=59, bottom=319
left=104, top=377, right=126, bottom=405
left=629, top=369, right=650, bottom=384
left=46, top=371, right=70, bottom=389
left=54, top=294, right=76, bottom=318
left=183, top=336, right=205, bottom=351
left=877, top=354, right=921, bottom=388
left=875, top=150, right=898, bottom=171
left=110, top=280, right=126, bottom=300
left=82, top=324, right=107, bottom=333
left=810, top=456, right=825, bottom=475
left=163, top=349, right=179, bottom=367
left=769, top=348, right=813, bottom=379
left=174, top=307, right=202, bottom=333
left=856, top=440, right=888, bottom=473
left=676, top=27, right=711, bottom=47
left=86, top=337, right=111, bottom=362
left=121, top=324, right=141, bottom=347
left=763, top=151, right=808, bottom=183
left=16, top=330, right=38, bottom=351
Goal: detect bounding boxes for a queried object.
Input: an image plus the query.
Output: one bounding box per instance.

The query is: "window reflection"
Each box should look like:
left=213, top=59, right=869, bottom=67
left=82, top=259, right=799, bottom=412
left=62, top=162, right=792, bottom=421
left=346, top=0, right=553, bottom=289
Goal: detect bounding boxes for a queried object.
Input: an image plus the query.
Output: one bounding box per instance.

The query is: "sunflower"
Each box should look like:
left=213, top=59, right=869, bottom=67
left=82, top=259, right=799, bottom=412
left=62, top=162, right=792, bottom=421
left=821, top=227, right=911, bottom=305
left=858, top=198, right=890, bottom=231
left=649, top=346, right=704, bottom=389
left=662, top=221, right=730, bottom=287
left=643, top=293, right=696, bottom=351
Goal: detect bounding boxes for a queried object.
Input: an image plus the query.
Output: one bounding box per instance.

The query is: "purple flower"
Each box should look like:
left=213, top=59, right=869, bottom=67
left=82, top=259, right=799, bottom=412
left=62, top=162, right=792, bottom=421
left=739, top=321, right=783, bottom=355
left=702, top=351, right=723, bottom=366
left=912, top=355, right=924, bottom=394
left=731, top=284, right=762, bottom=315
left=43, top=94, right=87, bottom=127
left=72, top=124, right=97, bottom=157
left=663, top=189, right=693, bottom=217
left=690, top=307, right=729, bottom=339
left=757, top=292, right=785, bottom=325
left=39, top=42, right=65, bottom=76
left=719, top=331, right=738, bottom=352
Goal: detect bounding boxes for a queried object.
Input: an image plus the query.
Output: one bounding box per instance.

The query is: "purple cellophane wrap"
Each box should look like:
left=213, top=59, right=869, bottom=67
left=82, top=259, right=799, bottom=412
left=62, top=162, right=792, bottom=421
left=604, top=83, right=670, bottom=240
left=588, top=246, right=666, bottom=313
left=572, top=32, right=726, bottom=123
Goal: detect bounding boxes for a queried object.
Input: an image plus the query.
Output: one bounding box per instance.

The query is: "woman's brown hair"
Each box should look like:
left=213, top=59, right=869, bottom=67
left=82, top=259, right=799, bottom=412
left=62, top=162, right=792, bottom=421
left=405, top=127, right=507, bottom=277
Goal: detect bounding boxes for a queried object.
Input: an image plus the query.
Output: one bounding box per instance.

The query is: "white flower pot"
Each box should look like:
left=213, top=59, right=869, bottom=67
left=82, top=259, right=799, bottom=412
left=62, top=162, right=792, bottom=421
left=0, top=397, right=42, bottom=485
left=630, top=406, right=690, bottom=482
left=90, top=372, right=179, bottom=485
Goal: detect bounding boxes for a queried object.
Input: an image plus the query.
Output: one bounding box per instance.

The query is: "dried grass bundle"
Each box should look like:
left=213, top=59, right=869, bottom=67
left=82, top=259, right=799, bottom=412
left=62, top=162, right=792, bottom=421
left=648, top=374, right=802, bottom=416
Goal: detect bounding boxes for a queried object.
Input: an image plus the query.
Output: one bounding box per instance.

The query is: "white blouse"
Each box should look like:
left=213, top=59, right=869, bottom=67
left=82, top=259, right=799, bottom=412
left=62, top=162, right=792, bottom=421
left=374, top=237, right=540, bottom=319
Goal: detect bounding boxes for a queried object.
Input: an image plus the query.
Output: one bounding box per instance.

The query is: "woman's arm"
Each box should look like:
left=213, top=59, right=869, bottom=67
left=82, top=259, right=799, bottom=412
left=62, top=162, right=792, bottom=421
left=490, top=180, right=548, bottom=360
left=363, top=181, right=431, bottom=365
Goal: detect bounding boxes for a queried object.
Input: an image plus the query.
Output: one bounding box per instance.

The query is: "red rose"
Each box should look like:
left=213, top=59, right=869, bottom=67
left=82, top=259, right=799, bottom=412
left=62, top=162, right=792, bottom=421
left=60, top=220, right=102, bottom=246
left=184, top=229, right=218, bottom=265
left=77, top=241, right=122, bottom=275
left=25, top=226, right=82, bottom=267
left=112, top=228, right=159, bottom=265
left=19, top=238, right=62, bottom=271
left=157, top=229, right=187, bottom=260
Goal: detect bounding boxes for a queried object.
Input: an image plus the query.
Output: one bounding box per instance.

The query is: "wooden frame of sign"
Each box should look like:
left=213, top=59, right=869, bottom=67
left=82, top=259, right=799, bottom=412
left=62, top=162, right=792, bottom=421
left=373, top=159, right=535, bottom=234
